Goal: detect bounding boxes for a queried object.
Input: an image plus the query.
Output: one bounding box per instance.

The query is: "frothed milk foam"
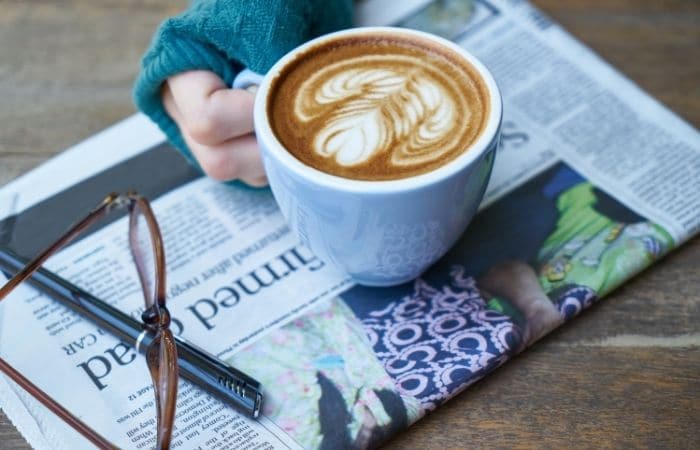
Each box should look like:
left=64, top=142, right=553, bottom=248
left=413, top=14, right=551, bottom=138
left=268, top=34, right=490, bottom=181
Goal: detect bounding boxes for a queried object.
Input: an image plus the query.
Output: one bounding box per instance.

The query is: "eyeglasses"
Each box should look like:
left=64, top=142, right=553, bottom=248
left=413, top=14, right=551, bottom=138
left=0, top=192, right=177, bottom=449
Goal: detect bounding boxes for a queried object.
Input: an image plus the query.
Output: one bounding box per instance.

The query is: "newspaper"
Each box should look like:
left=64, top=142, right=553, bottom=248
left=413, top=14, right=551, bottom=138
left=1, top=0, right=698, bottom=448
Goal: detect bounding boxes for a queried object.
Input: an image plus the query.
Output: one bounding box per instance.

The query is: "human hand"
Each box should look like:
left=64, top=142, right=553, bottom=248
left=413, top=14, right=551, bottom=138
left=162, top=70, right=267, bottom=186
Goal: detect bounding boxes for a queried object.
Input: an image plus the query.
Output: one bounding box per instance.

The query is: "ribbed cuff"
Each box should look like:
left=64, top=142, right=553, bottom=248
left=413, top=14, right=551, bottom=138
left=133, top=24, right=240, bottom=169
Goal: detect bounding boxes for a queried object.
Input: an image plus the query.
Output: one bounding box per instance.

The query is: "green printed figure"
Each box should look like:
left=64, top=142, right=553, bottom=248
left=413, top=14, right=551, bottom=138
left=475, top=167, right=674, bottom=349
left=538, top=182, right=673, bottom=298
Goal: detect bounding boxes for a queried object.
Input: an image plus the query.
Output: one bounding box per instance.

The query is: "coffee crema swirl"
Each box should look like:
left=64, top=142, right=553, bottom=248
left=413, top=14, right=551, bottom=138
left=268, top=35, right=490, bottom=180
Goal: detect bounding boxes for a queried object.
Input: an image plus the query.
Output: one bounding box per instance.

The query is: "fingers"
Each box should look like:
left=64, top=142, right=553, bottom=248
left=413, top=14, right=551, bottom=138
left=184, top=133, right=268, bottom=186
left=167, top=71, right=255, bottom=145
left=162, top=82, right=186, bottom=128
left=162, top=71, right=267, bottom=185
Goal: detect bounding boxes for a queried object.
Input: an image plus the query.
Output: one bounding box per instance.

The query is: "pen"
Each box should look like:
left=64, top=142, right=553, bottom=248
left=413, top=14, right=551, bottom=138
left=0, top=247, right=263, bottom=419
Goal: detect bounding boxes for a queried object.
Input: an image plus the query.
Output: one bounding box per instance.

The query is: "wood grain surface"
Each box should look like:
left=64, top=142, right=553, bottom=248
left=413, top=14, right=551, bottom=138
left=1, top=1, right=698, bottom=448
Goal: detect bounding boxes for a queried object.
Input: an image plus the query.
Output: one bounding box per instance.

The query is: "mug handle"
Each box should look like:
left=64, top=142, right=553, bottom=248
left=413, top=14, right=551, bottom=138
left=232, top=69, right=265, bottom=93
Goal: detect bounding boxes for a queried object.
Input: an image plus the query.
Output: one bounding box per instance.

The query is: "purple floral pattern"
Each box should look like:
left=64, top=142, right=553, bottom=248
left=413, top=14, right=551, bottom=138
left=360, top=266, right=520, bottom=411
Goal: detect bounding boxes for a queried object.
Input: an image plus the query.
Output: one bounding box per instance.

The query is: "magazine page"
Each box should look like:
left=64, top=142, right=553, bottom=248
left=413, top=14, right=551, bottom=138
left=1, top=0, right=698, bottom=449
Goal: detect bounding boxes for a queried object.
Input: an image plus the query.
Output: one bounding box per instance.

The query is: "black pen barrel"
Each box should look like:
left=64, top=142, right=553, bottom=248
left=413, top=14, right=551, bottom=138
left=174, top=337, right=262, bottom=417
left=0, top=248, right=262, bottom=418
left=0, top=248, right=142, bottom=343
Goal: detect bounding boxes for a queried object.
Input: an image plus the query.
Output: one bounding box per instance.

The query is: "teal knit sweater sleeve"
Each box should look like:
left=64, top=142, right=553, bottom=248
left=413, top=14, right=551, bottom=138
left=133, top=0, right=353, bottom=169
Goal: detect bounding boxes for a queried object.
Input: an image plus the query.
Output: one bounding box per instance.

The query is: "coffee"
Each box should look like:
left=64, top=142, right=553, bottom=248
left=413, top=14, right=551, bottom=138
left=267, top=32, right=490, bottom=181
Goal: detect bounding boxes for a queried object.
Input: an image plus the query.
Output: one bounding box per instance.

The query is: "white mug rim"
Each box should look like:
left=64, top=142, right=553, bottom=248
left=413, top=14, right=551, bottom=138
left=254, top=26, right=502, bottom=194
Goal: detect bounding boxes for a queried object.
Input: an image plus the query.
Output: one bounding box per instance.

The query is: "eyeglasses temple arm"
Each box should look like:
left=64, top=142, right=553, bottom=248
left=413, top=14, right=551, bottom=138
left=0, top=194, right=120, bottom=301
left=0, top=357, right=118, bottom=449
left=0, top=194, right=124, bottom=447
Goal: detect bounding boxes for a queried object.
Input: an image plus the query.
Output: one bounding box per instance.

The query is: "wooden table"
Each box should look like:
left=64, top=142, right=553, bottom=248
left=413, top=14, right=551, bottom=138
left=1, top=1, right=698, bottom=448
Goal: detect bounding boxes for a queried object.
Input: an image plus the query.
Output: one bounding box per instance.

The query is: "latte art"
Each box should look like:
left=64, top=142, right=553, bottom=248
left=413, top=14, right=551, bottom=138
left=268, top=34, right=490, bottom=180
left=295, top=55, right=461, bottom=168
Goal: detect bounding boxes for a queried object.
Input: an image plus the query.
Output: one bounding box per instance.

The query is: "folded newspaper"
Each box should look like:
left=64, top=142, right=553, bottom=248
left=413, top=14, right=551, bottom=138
left=1, top=0, right=698, bottom=448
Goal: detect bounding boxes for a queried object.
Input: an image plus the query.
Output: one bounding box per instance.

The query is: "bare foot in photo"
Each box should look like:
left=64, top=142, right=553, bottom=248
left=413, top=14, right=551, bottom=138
left=478, top=260, right=563, bottom=347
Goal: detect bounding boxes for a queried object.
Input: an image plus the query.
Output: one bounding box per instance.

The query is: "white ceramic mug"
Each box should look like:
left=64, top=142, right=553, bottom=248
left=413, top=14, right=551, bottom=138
left=234, top=27, right=502, bottom=286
